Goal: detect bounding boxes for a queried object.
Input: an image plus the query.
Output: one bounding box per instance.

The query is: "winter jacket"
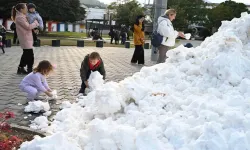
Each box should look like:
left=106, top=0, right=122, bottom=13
left=80, top=55, right=106, bottom=81
left=157, top=16, right=178, bottom=47
left=20, top=72, right=50, bottom=93
left=27, top=11, right=44, bottom=30
left=133, top=22, right=145, bottom=45
left=15, top=12, right=39, bottom=49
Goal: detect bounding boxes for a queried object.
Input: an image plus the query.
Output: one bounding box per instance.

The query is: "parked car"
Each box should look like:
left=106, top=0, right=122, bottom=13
left=187, top=26, right=211, bottom=41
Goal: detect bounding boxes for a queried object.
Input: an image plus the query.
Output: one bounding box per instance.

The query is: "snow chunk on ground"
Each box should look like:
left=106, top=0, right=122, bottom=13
left=24, top=101, right=50, bottom=113
left=60, top=101, right=72, bottom=109
left=29, top=116, right=49, bottom=131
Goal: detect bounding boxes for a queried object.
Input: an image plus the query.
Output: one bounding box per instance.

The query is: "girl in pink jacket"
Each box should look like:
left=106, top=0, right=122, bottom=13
left=12, top=3, right=39, bottom=74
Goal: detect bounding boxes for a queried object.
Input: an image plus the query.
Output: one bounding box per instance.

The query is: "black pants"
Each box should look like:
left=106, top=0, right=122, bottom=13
left=131, top=45, right=144, bottom=64
left=79, top=71, right=91, bottom=93
left=1, top=44, right=4, bottom=53
left=19, top=49, right=34, bottom=70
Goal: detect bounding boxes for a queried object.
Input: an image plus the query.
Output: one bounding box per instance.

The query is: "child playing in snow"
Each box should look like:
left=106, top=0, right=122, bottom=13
left=79, top=52, right=106, bottom=95
left=26, top=3, right=43, bottom=46
left=20, top=60, right=54, bottom=101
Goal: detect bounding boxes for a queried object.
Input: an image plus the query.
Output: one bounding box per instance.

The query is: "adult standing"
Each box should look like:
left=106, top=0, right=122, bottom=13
left=10, top=22, right=18, bottom=44
left=157, top=9, right=185, bottom=63
left=12, top=3, right=39, bottom=74
left=109, top=26, right=115, bottom=44
left=131, top=15, right=145, bottom=65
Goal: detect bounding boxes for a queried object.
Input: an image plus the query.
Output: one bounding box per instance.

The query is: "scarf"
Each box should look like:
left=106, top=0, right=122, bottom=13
left=89, top=59, right=101, bottom=70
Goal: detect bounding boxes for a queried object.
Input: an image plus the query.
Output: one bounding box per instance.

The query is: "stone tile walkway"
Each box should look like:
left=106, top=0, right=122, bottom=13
left=0, top=46, right=155, bottom=126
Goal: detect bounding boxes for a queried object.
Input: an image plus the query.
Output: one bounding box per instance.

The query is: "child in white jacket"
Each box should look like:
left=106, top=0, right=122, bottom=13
left=157, top=9, right=185, bottom=63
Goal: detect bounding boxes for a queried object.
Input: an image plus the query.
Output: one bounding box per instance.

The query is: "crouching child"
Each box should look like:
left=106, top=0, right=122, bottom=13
left=79, top=52, right=106, bottom=95
left=20, top=60, right=54, bottom=101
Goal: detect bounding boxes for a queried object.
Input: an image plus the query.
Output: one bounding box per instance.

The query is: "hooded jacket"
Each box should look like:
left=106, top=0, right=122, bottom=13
left=157, top=16, right=178, bottom=47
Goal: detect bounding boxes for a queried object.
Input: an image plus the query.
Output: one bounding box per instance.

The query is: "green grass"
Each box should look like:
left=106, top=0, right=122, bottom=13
left=41, top=32, right=109, bottom=39
left=41, top=39, right=134, bottom=47
left=9, top=37, right=135, bottom=48
left=7, top=32, right=138, bottom=47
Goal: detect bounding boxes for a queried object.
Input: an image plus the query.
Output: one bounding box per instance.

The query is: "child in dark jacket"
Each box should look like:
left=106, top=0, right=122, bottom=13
left=79, top=52, right=106, bottom=95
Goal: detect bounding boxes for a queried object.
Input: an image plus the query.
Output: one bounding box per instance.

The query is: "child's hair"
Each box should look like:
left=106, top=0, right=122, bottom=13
left=11, top=3, right=26, bottom=21
left=89, top=52, right=100, bottom=60
left=33, top=60, right=53, bottom=75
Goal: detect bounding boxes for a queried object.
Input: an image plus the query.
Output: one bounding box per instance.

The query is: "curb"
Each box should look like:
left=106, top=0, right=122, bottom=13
left=10, top=124, right=47, bottom=137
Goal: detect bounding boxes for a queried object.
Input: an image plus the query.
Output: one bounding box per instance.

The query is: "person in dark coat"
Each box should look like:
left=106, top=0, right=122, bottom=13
left=0, top=25, right=6, bottom=53
left=10, top=22, right=19, bottom=44
left=109, top=26, right=115, bottom=44
left=114, top=30, right=120, bottom=45
left=79, top=52, right=106, bottom=95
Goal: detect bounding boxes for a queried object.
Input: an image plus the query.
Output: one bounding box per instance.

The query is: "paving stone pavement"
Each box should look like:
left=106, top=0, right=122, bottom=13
left=0, top=46, right=156, bottom=126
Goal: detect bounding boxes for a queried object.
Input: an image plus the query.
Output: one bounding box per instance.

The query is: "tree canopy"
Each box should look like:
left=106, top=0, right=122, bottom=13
left=207, top=0, right=249, bottom=29
left=0, top=0, right=86, bottom=24
left=108, top=0, right=145, bottom=27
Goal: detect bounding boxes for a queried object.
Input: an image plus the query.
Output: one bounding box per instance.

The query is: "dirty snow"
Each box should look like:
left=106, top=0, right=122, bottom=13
left=20, top=12, right=250, bottom=150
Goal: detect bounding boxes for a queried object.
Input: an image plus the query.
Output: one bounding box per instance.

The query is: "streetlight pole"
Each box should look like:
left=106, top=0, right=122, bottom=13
left=151, top=0, right=167, bottom=61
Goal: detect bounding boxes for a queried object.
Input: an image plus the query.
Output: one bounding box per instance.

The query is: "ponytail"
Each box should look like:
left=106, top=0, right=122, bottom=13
left=11, top=6, right=17, bottom=21
left=11, top=3, right=26, bottom=21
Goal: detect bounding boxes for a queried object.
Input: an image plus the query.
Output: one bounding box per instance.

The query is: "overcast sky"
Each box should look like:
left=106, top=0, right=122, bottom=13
left=99, top=0, right=250, bottom=5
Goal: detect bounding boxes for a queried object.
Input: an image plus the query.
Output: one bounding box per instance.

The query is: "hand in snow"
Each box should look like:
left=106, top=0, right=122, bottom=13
left=84, top=81, right=89, bottom=88
left=45, top=91, right=53, bottom=97
left=48, top=89, right=52, bottom=92
left=178, top=32, right=185, bottom=38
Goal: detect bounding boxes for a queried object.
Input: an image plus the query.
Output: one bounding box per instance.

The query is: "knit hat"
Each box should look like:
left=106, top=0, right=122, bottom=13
left=27, top=3, right=36, bottom=10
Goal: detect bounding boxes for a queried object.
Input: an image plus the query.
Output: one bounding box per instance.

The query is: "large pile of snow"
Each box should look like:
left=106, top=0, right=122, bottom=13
left=20, top=13, right=250, bottom=150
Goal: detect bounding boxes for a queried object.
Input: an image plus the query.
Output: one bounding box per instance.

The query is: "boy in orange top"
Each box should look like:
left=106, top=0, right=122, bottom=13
left=131, top=15, right=145, bottom=65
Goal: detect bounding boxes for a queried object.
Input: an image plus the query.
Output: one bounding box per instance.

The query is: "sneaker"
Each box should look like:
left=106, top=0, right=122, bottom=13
left=17, top=67, right=28, bottom=75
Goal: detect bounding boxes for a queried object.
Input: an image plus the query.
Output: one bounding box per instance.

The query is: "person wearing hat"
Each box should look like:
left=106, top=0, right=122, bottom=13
left=27, top=3, right=43, bottom=46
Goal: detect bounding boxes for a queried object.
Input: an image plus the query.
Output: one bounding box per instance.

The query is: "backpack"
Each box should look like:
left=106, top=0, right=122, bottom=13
left=151, top=19, right=166, bottom=48
left=10, top=22, right=16, bottom=31
left=151, top=31, right=163, bottom=48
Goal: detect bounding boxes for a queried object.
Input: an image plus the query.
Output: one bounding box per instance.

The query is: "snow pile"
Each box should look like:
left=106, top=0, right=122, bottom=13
left=20, top=13, right=250, bottom=150
left=29, top=116, right=49, bottom=131
left=24, top=101, right=50, bottom=113
left=60, top=101, right=72, bottom=109
left=88, top=71, right=104, bottom=90
left=19, top=133, right=81, bottom=150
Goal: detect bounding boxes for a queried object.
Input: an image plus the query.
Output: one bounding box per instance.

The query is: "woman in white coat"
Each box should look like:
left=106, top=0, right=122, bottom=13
left=157, top=9, right=185, bottom=63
